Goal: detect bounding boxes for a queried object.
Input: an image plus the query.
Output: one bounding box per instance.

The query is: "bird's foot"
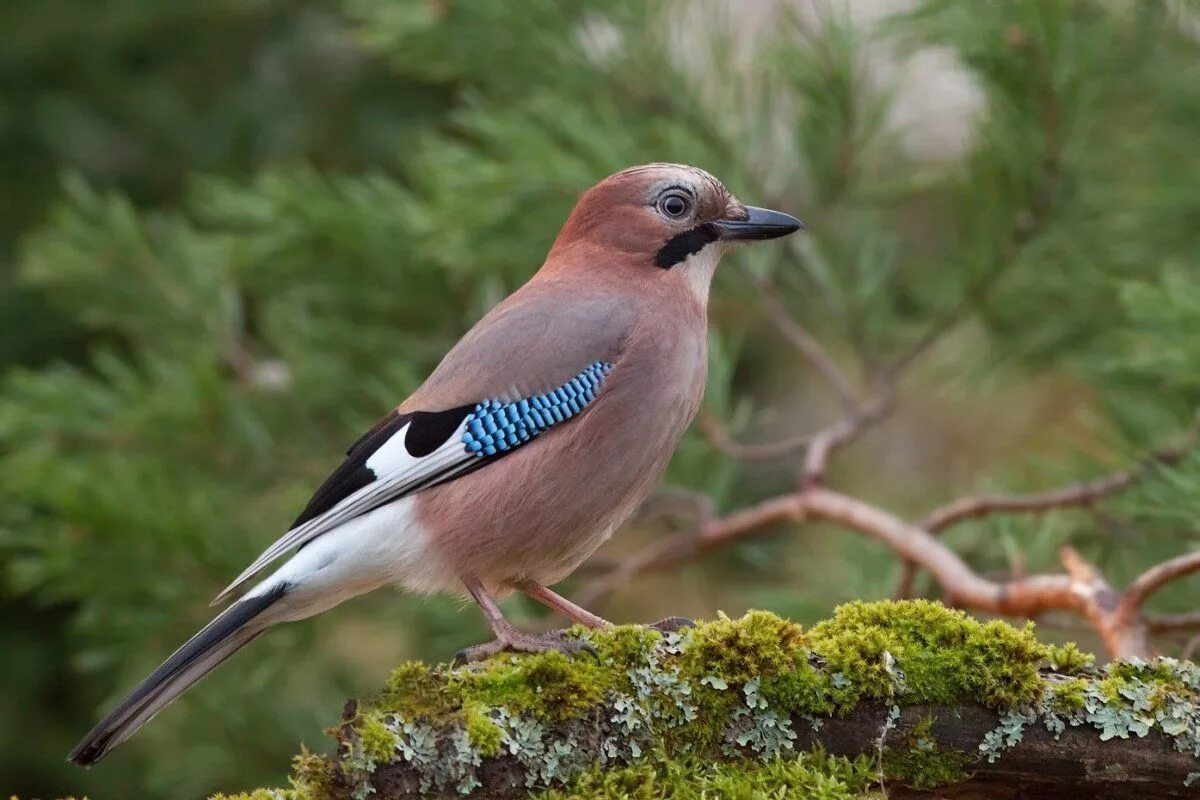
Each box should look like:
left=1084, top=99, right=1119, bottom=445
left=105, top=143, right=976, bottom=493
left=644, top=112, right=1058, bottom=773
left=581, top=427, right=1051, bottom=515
left=454, top=629, right=597, bottom=665
left=648, top=615, right=695, bottom=633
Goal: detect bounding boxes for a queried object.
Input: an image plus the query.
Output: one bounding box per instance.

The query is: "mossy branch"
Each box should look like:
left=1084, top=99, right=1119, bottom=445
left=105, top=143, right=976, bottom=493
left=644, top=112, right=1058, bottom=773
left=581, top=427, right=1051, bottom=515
left=212, top=602, right=1200, bottom=800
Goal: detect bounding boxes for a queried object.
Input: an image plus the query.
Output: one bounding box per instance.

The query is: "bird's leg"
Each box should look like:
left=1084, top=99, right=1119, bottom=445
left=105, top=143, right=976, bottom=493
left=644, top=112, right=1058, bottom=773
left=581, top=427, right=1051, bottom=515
left=516, top=579, right=691, bottom=634
left=455, top=577, right=597, bottom=665
left=514, top=579, right=612, bottom=629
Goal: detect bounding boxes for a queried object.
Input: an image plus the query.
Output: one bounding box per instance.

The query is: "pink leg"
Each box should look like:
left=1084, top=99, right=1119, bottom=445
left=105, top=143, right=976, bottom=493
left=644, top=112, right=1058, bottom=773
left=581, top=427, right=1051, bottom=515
left=515, top=579, right=611, bottom=628
left=457, top=577, right=597, bottom=664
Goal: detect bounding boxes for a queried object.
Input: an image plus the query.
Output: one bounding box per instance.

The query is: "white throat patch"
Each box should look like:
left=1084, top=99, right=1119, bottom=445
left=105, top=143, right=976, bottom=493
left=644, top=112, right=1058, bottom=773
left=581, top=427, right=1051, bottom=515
left=679, top=244, right=723, bottom=304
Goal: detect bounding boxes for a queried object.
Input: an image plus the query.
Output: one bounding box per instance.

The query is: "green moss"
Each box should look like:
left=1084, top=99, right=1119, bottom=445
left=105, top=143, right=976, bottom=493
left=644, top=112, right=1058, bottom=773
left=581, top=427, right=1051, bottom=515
left=760, top=660, right=836, bottom=715
left=356, top=710, right=399, bottom=766
left=208, top=751, right=334, bottom=800
left=463, top=703, right=503, bottom=757
left=806, top=600, right=1048, bottom=709
left=1100, top=658, right=1183, bottom=697
left=586, top=623, right=664, bottom=669
left=881, top=716, right=973, bottom=790
left=1046, top=642, right=1094, bottom=674
left=341, top=603, right=1070, bottom=795
left=378, top=660, right=443, bottom=716
left=532, top=751, right=879, bottom=800
left=453, top=648, right=612, bottom=721
left=678, top=609, right=807, bottom=685
left=291, top=749, right=334, bottom=799
left=1046, top=677, right=1088, bottom=713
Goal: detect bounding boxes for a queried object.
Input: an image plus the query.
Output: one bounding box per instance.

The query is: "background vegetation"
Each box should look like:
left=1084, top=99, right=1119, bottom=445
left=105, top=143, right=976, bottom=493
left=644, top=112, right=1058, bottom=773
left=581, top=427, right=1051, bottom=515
left=2, top=1, right=1199, bottom=797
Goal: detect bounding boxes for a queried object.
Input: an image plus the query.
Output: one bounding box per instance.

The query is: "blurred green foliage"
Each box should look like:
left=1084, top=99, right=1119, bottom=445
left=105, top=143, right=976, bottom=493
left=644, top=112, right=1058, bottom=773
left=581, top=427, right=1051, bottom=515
left=1, top=0, right=1199, bottom=797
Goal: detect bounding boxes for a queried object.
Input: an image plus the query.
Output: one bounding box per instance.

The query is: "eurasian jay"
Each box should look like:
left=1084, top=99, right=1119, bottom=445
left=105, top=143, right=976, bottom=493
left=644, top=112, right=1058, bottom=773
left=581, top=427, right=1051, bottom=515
left=70, top=163, right=802, bottom=765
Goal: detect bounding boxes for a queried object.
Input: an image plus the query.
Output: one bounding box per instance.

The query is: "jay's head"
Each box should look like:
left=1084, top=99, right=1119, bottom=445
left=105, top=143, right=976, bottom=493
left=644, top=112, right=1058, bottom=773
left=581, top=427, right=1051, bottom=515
left=546, top=163, right=802, bottom=294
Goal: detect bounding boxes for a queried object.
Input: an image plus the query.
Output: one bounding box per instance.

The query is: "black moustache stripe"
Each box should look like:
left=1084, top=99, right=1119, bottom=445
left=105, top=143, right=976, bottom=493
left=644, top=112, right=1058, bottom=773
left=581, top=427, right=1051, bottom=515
left=654, top=223, right=719, bottom=269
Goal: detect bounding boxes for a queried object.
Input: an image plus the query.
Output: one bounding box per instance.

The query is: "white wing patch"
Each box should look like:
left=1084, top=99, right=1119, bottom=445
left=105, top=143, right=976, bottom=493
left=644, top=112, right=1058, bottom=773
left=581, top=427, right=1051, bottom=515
left=212, top=418, right=473, bottom=604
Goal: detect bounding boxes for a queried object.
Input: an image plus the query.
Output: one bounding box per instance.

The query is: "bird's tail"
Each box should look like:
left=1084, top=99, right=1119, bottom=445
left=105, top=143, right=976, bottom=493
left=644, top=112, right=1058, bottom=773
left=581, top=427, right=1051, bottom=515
left=68, top=581, right=290, bottom=766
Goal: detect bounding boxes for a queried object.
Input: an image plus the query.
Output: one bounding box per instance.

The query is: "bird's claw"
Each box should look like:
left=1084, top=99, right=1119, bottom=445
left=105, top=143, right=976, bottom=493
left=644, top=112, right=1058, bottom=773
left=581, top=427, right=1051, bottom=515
left=453, top=630, right=597, bottom=666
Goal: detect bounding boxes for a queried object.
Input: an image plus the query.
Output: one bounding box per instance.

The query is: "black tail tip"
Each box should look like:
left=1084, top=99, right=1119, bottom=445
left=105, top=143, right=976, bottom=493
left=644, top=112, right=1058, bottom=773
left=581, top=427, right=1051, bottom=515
left=67, top=737, right=110, bottom=767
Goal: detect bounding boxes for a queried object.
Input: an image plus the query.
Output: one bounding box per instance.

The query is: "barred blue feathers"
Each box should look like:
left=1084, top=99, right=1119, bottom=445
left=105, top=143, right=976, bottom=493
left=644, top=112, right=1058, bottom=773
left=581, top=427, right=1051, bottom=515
left=462, top=361, right=613, bottom=457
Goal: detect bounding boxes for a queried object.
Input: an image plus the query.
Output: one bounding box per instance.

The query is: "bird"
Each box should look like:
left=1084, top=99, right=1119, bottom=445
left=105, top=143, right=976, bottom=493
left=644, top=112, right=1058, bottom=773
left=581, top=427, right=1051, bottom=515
left=69, top=162, right=802, bottom=766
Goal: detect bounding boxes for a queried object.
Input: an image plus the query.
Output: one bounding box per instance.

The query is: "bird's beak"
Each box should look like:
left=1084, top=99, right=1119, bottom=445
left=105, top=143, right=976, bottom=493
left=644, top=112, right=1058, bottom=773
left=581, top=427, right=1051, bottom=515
left=712, top=206, right=804, bottom=242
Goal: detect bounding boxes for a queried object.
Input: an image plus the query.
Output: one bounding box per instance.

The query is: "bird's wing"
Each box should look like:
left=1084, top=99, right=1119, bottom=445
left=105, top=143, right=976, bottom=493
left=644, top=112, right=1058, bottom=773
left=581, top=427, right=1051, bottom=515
left=213, top=281, right=634, bottom=604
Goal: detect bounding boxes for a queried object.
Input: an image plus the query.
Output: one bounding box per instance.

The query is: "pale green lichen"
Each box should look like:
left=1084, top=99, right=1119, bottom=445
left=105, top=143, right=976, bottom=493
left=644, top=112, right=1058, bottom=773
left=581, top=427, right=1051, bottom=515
left=980, top=655, right=1200, bottom=764
left=979, top=708, right=1037, bottom=762
left=212, top=601, right=1200, bottom=799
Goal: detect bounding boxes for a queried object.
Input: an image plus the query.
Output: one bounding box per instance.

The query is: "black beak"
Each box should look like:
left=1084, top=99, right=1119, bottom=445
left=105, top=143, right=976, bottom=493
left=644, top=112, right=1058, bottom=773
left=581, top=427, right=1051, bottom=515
left=713, top=206, right=804, bottom=242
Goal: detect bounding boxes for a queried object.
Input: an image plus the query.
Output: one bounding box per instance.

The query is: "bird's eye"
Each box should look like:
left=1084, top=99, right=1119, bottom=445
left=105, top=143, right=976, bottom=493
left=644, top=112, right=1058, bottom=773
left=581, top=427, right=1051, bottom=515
left=658, top=193, right=691, bottom=219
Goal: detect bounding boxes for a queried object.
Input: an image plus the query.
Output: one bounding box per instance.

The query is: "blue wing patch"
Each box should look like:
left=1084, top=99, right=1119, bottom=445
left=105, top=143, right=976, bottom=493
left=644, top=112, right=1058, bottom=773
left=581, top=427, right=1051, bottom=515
left=462, top=361, right=612, bottom=457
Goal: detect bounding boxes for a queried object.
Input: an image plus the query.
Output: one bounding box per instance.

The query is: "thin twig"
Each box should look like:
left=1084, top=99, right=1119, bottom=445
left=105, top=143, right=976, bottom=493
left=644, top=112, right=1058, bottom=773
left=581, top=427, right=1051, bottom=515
left=802, top=388, right=895, bottom=488
left=754, top=278, right=860, bottom=413
left=921, top=443, right=1193, bottom=534
left=1146, top=611, right=1200, bottom=633
left=893, top=439, right=1194, bottom=599
left=1116, top=550, right=1200, bottom=625
left=697, top=409, right=812, bottom=461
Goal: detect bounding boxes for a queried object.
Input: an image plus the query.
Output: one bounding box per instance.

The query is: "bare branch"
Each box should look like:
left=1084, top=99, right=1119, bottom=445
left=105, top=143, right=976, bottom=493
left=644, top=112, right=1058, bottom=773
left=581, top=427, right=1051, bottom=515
left=754, top=280, right=860, bottom=413
left=1117, top=550, right=1200, bottom=624
left=696, top=409, right=812, bottom=461
left=920, top=442, right=1193, bottom=534
left=1146, top=611, right=1200, bottom=633
left=580, top=485, right=1185, bottom=658
left=801, top=388, right=894, bottom=488
left=633, top=486, right=716, bottom=528
left=894, top=439, right=1194, bottom=599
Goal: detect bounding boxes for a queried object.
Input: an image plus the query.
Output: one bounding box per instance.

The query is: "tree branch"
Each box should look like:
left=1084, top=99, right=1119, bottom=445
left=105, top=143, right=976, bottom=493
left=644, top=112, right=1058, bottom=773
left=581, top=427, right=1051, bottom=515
left=1116, top=551, right=1200, bottom=629
left=579, top=484, right=1200, bottom=658
left=696, top=408, right=812, bottom=461
left=801, top=387, right=895, bottom=488
left=893, top=440, right=1194, bottom=599
left=1146, top=611, right=1200, bottom=633
left=754, top=278, right=860, bottom=414
left=920, top=443, right=1193, bottom=535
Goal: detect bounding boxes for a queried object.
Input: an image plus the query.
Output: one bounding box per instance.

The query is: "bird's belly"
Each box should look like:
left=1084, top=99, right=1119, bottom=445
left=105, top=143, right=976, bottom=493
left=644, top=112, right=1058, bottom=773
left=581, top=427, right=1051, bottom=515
left=260, top=496, right=460, bottom=617
left=419, top=464, right=645, bottom=593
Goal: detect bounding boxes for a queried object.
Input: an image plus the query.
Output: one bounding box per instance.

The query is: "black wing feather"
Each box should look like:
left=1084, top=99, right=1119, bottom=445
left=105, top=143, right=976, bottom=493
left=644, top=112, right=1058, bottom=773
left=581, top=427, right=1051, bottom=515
left=291, top=411, right=411, bottom=528
left=290, top=405, right=474, bottom=529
